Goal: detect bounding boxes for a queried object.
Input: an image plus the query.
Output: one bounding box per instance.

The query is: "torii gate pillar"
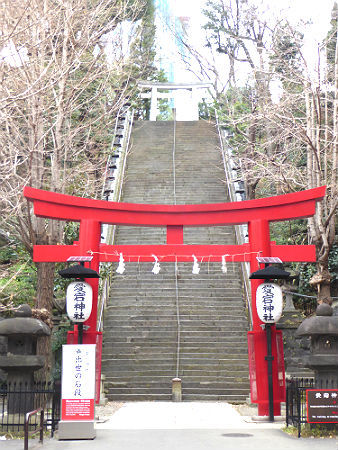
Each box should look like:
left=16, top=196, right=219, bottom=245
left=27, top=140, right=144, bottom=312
left=23, top=185, right=326, bottom=415
left=78, top=219, right=101, bottom=335
left=248, top=219, right=283, bottom=416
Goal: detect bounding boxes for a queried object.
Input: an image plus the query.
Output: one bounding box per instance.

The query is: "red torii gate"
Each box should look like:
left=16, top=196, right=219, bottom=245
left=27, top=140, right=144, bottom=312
left=24, top=185, right=326, bottom=416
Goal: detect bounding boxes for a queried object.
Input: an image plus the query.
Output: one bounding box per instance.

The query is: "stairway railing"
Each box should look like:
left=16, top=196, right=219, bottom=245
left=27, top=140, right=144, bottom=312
left=171, top=110, right=181, bottom=378
left=97, top=107, right=134, bottom=332
left=214, top=111, right=253, bottom=329
left=174, top=260, right=181, bottom=378
left=172, top=108, right=177, bottom=205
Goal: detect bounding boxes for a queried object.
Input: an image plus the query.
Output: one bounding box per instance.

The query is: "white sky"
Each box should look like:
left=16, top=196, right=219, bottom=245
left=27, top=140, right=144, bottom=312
left=172, top=0, right=335, bottom=43
left=170, top=0, right=336, bottom=87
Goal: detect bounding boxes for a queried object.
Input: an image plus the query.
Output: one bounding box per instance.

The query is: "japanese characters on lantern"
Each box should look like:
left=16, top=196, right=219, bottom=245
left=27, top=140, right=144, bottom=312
left=66, top=281, right=92, bottom=322
left=256, top=282, right=283, bottom=323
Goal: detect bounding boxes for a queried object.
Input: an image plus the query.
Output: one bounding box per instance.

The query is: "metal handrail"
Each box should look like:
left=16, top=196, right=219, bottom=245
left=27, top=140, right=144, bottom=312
left=172, top=109, right=177, bottom=205
left=24, top=408, right=44, bottom=450
left=101, top=104, right=128, bottom=200
left=214, top=110, right=253, bottom=329
left=97, top=109, right=134, bottom=332
left=171, top=111, right=181, bottom=377
left=174, top=260, right=181, bottom=378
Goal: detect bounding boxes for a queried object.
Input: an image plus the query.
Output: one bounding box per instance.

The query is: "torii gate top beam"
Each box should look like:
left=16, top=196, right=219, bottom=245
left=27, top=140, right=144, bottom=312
left=24, top=186, right=326, bottom=227
left=138, top=81, right=212, bottom=90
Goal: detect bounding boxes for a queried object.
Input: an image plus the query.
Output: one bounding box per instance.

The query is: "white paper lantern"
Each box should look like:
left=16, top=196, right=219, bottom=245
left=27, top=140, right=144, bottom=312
left=66, top=281, right=92, bottom=322
left=256, top=282, right=283, bottom=324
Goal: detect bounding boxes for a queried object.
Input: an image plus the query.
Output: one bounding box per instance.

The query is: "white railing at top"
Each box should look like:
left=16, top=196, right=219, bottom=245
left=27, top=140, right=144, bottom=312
left=214, top=110, right=253, bottom=329
left=97, top=108, right=134, bottom=332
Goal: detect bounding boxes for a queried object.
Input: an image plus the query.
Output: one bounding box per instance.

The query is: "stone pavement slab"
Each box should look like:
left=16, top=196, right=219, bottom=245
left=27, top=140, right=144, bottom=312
left=95, top=401, right=281, bottom=430
left=1, top=402, right=337, bottom=450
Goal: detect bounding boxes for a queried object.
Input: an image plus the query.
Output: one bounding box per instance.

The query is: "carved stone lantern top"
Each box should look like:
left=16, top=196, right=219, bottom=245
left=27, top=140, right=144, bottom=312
left=0, top=304, right=51, bottom=337
left=295, top=304, right=338, bottom=337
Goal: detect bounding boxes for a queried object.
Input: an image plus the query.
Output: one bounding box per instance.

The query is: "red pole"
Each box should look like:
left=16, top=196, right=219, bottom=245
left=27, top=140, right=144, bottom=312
left=248, top=219, right=271, bottom=330
left=78, top=219, right=101, bottom=336
left=248, top=219, right=283, bottom=417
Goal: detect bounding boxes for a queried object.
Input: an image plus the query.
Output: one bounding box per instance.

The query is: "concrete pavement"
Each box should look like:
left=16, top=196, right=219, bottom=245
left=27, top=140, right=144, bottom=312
left=1, top=402, right=337, bottom=450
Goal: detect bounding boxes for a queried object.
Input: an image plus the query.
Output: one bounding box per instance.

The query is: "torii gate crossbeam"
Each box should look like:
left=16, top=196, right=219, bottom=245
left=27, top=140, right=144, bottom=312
left=24, top=185, right=326, bottom=416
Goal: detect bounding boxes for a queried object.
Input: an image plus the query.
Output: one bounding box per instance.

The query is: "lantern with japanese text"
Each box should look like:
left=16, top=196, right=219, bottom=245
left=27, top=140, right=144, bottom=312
left=66, top=281, right=93, bottom=323
left=256, top=282, right=283, bottom=324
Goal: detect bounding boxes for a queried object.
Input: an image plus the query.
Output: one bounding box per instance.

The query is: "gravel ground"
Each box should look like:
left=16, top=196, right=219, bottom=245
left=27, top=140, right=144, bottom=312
left=95, top=402, right=125, bottom=422
left=232, top=403, right=259, bottom=417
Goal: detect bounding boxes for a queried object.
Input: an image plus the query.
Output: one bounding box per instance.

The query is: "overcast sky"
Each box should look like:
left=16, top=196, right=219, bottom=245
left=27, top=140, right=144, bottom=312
left=172, top=0, right=335, bottom=43
left=170, top=0, right=336, bottom=86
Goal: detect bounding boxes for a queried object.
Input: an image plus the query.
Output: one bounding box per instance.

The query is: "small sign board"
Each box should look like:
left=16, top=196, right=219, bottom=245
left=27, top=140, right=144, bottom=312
left=256, top=257, right=282, bottom=264
left=61, top=344, right=96, bottom=421
left=67, top=256, right=93, bottom=262
left=307, top=389, right=338, bottom=423
left=256, top=282, right=283, bottom=323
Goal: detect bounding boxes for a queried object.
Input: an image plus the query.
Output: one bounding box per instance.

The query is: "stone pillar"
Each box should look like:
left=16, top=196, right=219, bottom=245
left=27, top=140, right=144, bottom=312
left=150, top=87, right=158, bottom=121
left=190, top=88, right=199, bottom=121
left=172, top=377, right=182, bottom=402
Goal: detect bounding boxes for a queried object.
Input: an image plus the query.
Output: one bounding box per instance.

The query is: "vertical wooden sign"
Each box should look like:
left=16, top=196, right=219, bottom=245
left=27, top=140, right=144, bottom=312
left=61, top=344, right=96, bottom=421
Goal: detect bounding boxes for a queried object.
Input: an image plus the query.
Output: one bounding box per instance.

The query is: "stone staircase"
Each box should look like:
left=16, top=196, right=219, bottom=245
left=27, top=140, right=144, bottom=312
left=102, top=120, right=251, bottom=401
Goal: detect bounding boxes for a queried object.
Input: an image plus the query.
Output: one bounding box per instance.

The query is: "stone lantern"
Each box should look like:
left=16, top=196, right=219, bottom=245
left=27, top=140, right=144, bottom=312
left=295, top=303, right=338, bottom=388
left=0, top=304, right=51, bottom=412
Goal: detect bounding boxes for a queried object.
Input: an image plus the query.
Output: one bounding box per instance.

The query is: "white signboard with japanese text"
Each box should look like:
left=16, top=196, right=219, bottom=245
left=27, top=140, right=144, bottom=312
left=61, top=344, right=96, bottom=421
left=256, top=282, right=283, bottom=323
left=66, top=281, right=92, bottom=322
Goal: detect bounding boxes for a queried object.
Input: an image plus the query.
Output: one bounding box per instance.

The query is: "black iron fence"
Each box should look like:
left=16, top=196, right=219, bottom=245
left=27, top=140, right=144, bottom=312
left=286, top=377, right=314, bottom=438
left=0, top=381, right=61, bottom=436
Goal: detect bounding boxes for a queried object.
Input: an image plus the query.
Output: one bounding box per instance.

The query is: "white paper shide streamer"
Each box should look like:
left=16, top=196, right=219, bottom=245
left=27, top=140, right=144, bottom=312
left=152, top=254, right=161, bottom=274
left=192, top=255, right=200, bottom=274
left=116, top=253, right=125, bottom=274
left=221, top=255, right=228, bottom=273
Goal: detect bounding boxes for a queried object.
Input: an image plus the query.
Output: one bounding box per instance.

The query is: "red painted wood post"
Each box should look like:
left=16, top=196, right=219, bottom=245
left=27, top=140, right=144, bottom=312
left=248, top=219, right=283, bottom=417
left=248, top=219, right=271, bottom=329
left=78, top=219, right=101, bottom=337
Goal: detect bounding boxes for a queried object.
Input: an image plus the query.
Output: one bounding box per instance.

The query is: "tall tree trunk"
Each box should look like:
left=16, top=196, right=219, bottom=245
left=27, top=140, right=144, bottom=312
left=36, top=262, right=55, bottom=310
left=35, top=262, right=55, bottom=380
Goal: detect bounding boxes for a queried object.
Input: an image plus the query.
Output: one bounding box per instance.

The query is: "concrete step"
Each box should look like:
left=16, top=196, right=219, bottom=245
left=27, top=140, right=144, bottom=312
left=102, top=368, right=250, bottom=378
left=104, top=376, right=249, bottom=386
left=102, top=120, right=249, bottom=402
left=105, top=393, right=247, bottom=401
left=103, top=343, right=248, bottom=351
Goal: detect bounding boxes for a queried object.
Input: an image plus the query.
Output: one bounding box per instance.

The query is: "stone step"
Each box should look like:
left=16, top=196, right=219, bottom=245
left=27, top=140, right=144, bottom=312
left=103, top=329, right=247, bottom=338
left=103, top=342, right=248, bottom=351
left=182, top=394, right=247, bottom=401
left=108, top=277, right=240, bottom=284
left=106, top=387, right=249, bottom=396
left=103, top=353, right=249, bottom=362
left=105, top=304, right=245, bottom=314
left=105, top=393, right=247, bottom=401
left=103, top=327, right=248, bottom=336
left=106, top=393, right=172, bottom=401
left=103, top=342, right=247, bottom=351
left=104, top=376, right=249, bottom=386
left=104, top=316, right=246, bottom=324
left=108, top=285, right=242, bottom=291
left=102, top=368, right=250, bottom=378
left=102, top=121, right=249, bottom=402
left=106, top=298, right=244, bottom=305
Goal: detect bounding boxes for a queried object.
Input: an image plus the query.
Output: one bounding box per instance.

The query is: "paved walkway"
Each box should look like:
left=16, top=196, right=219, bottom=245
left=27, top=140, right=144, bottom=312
left=1, top=402, right=337, bottom=450
left=95, top=401, right=281, bottom=430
